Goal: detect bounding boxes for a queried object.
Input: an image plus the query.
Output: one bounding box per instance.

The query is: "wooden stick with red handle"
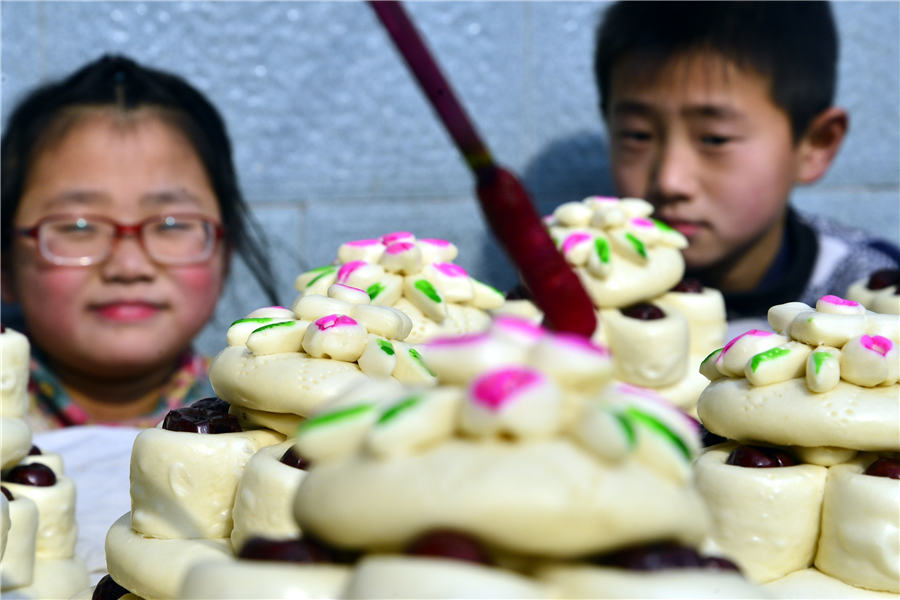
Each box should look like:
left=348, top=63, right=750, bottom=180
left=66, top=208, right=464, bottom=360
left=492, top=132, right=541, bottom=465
left=368, top=1, right=596, bottom=337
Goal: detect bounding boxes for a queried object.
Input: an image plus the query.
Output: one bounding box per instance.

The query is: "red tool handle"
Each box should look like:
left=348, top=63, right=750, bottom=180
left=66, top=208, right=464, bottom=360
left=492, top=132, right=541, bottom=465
left=368, top=1, right=596, bottom=337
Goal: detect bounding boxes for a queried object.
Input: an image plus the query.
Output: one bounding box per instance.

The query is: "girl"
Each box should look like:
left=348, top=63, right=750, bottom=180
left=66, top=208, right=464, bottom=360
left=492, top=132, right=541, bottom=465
left=1, top=54, right=277, bottom=430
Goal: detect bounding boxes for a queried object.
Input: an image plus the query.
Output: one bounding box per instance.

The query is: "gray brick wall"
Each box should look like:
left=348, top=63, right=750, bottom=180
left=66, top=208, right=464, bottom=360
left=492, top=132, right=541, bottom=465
left=2, top=1, right=897, bottom=356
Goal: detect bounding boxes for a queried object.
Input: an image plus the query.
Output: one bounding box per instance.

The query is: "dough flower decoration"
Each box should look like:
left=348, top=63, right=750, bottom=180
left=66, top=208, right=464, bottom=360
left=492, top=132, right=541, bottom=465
left=700, top=295, right=900, bottom=392
left=544, top=196, right=688, bottom=308
left=225, top=282, right=435, bottom=386
left=295, top=316, right=700, bottom=484
left=210, top=282, right=436, bottom=436
left=294, top=232, right=505, bottom=343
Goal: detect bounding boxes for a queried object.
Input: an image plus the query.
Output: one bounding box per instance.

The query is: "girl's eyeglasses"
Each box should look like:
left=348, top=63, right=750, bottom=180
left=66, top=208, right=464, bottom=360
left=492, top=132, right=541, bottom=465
left=15, top=213, right=224, bottom=266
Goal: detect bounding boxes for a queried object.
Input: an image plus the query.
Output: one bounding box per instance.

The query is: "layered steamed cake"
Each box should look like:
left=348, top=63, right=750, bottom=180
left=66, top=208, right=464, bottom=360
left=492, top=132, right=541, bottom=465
left=100, top=231, right=515, bottom=597
left=178, top=315, right=765, bottom=598
left=544, top=196, right=728, bottom=412
left=0, top=326, right=89, bottom=598
left=694, top=295, right=900, bottom=595
left=101, top=278, right=450, bottom=597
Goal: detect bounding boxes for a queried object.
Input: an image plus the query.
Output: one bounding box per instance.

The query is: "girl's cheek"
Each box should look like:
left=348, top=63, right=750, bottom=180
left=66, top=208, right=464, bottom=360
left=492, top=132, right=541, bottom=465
left=21, top=269, right=88, bottom=314
left=170, top=264, right=225, bottom=308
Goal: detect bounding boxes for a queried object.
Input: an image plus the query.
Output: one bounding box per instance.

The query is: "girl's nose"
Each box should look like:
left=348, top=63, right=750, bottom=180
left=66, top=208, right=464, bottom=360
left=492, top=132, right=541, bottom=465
left=99, top=234, right=157, bottom=282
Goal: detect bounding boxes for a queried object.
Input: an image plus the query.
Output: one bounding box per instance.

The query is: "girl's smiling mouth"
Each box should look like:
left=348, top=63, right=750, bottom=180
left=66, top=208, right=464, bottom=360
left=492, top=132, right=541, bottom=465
left=92, top=301, right=165, bottom=322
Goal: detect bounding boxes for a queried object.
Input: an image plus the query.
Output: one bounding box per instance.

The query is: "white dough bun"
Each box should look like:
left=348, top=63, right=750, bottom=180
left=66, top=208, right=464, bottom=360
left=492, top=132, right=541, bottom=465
left=536, top=563, right=771, bottom=598
left=0, top=418, right=32, bottom=470
left=656, top=287, right=728, bottom=354
left=230, top=441, right=306, bottom=553
left=210, top=345, right=369, bottom=416
left=0, top=494, right=7, bottom=561
left=130, top=426, right=283, bottom=540
left=295, top=438, right=708, bottom=557
left=0, top=327, right=30, bottom=419
left=697, top=378, right=900, bottom=451
left=395, top=298, right=492, bottom=344
left=105, top=512, right=233, bottom=599
left=765, top=567, right=900, bottom=599
left=229, top=405, right=303, bottom=437
left=17, top=452, right=64, bottom=477
left=0, top=495, right=38, bottom=590
left=600, top=306, right=689, bottom=388
left=2, top=474, right=77, bottom=560
left=814, top=459, right=900, bottom=593
left=343, top=555, right=546, bottom=599
left=575, top=247, right=684, bottom=309
left=179, top=560, right=349, bottom=599
left=693, top=444, right=827, bottom=583
left=3, top=556, right=89, bottom=599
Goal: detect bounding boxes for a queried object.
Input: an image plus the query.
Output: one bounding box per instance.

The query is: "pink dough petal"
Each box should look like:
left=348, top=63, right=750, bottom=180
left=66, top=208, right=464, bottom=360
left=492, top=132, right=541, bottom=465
left=861, top=334, right=893, bottom=356
left=819, top=294, right=860, bottom=307
left=721, top=329, right=772, bottom=356
left=315, top=314, right=358, bottom=331
left=337, top=260, right=367, bottom=283
left=472, top=367, right=543, bottom=410
left=562, top=232, right=592, bottom=254
left=381, top=231, right=415, bottom=245
left=384, top=241, right=417, bottom=255
left=433, top=262, right=468, bottom=277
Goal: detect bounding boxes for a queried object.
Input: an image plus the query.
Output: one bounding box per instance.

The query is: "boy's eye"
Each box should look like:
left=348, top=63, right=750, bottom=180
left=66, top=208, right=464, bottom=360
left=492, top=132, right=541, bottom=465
left=617, top=130, right=653, bottom=143
left=699, top=135, right=733, bottom=147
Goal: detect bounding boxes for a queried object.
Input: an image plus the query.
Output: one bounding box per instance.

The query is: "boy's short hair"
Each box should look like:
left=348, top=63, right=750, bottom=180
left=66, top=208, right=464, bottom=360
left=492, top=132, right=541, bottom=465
left=594, top=1, right=838, bottom=141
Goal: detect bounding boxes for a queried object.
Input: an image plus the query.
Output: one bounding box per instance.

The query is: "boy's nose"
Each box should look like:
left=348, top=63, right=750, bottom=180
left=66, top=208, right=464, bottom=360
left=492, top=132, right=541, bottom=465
left=648, top=140, right=698, bottom=205
left=99, top=235, right=157, bottom=281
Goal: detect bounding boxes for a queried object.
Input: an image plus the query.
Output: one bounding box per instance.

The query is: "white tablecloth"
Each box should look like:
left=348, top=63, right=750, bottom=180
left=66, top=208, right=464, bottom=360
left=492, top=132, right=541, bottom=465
left=34, top=425, right=140, bottom=585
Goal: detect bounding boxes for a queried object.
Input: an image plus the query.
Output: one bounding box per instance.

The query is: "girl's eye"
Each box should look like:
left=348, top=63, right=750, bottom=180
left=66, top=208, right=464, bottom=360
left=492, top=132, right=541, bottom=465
left=152, top=218, right=196, bottom=234
left=157, top=221, right=189, bottom=231
left=56, top=221, right=97, bottom=235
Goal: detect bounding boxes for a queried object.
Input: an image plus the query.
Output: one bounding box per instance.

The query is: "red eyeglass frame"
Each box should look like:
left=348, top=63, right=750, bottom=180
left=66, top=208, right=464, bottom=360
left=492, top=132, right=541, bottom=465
left=14, top=213, right=226, bottom=266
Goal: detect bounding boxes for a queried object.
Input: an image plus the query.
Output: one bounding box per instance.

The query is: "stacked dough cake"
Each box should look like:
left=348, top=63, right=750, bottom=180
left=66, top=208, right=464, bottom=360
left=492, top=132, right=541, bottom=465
left=545, top=196, right=727, bottom=413
left=0, top=327, right=89, bottom=597
left=179, top=316, right=764, bottom=598
left=695, top=295, right=899, bottom=596
left=99, top=239, right=512, bottom=597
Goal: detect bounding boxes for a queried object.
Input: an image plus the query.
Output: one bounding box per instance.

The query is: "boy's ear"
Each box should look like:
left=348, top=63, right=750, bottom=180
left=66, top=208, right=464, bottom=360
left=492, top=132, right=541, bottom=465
left=795, top=107, right=848, bottom=184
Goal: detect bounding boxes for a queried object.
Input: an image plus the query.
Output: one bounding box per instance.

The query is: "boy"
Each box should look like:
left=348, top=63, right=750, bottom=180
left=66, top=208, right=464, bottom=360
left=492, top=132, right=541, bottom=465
left=594, top=1, right=900, bottom=318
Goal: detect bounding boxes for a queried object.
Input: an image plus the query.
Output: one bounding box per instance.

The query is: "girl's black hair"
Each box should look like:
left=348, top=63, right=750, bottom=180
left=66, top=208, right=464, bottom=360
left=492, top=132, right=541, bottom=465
left=594, top=1, right=838, bottom=142
left=1, top=53, right=278, bottom=304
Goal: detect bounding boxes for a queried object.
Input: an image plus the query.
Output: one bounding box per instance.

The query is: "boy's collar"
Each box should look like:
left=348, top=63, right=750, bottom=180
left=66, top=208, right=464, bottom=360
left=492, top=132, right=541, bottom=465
left=713, top=207, right=816, bottom=319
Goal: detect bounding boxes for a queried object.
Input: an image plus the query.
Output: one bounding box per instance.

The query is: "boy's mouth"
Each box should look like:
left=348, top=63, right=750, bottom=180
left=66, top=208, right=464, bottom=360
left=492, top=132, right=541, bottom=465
left=92, top=301, right=165, bottom=322
left=662, top=219, right=704, bottom=238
